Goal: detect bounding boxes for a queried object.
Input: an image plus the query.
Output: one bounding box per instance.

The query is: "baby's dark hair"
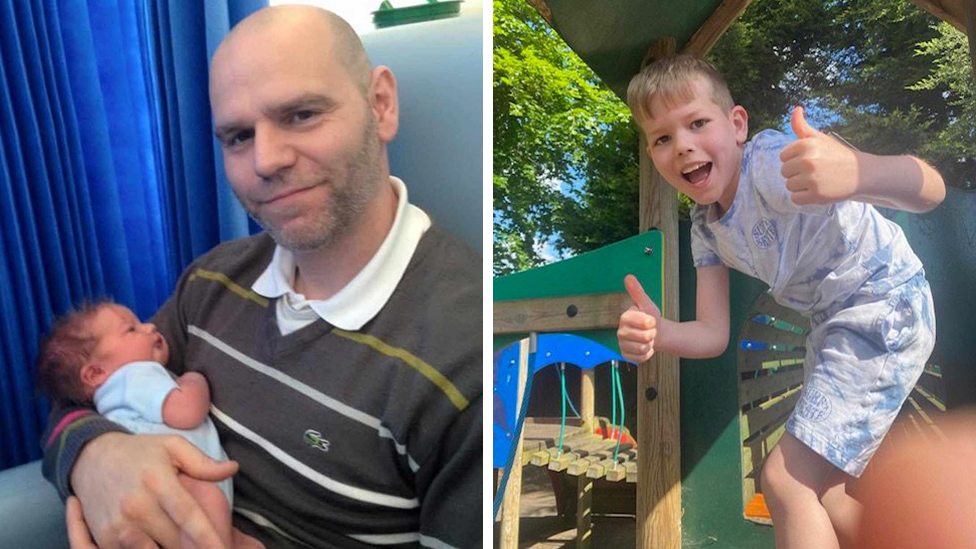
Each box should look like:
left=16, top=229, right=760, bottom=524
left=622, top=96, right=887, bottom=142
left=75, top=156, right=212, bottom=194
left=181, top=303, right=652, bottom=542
left=36, top=300, right=113, bottom=406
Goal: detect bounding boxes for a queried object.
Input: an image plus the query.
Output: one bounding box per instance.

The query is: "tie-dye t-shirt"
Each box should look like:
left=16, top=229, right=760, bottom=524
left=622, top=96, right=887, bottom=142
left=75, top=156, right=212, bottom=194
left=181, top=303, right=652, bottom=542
left=689, top=129, right=923, bottom=316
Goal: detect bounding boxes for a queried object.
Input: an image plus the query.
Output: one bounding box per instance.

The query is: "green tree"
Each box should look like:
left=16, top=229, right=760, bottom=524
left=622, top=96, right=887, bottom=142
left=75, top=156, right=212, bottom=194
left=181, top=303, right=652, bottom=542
left=806, top=1, right=972, bottom=189
left=809, top=2, right=947, bottom=165
left=492, top=0, right=634, bottom=275
left=910, top=23, right=975, bottom=189
left=710, top=0, right=831, bottom=132
left=493, top=0, right=973, bottom=274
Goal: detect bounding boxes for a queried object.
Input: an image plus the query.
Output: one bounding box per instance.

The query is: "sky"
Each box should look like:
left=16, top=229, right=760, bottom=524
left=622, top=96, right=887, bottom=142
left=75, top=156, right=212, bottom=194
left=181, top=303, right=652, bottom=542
left=271, top=0, right=483, bottom=35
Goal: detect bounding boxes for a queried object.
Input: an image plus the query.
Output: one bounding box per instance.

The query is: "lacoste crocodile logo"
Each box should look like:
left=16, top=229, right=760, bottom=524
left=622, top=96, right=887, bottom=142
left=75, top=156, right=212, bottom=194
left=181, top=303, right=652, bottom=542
left=304, top=429, right=330, bottom=452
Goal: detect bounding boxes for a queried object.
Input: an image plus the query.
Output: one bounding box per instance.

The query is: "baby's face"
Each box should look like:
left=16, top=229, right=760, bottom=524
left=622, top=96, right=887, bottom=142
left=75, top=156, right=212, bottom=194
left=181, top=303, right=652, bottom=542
left=89, top=305, right=170, bottom=376
left=638, top=76, right=748, bottom=216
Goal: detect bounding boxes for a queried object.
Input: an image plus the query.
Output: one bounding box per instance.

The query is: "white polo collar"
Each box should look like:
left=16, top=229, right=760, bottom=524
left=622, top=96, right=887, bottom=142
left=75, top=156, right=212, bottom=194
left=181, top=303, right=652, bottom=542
left=251, top=176, right=431, bottom=330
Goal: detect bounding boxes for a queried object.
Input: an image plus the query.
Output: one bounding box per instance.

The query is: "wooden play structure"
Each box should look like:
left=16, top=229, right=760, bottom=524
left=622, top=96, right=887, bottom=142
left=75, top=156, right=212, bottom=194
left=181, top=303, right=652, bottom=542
left=494, top=219, right=959, bottom=548
left=493, top=231, right=663, bottom=548
left=496, top=3, right=974, bottom=547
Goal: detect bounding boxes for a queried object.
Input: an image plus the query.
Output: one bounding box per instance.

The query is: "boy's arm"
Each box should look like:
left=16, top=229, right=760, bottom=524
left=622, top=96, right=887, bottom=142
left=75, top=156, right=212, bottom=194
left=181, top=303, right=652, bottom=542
left=618, top=265, right=730, bottom=361
left=847, top=153, right=944, bottom=212
left=780, top=106, right=946, bottom=213
left=780, top=107, right=946, bottom=213
left=161, top=372, right=212, bottom=430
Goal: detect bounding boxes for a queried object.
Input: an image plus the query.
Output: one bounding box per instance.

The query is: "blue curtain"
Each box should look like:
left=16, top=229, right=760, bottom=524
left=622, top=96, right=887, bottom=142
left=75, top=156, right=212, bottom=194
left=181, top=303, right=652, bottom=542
left=0, top=0, right=266, bottom=471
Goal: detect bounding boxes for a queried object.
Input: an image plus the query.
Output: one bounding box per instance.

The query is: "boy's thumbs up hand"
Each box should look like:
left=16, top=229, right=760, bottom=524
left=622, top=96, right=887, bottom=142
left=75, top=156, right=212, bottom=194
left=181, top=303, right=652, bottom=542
left=618, top=275, right=661, bottom=363
left=789, top=104, right=821, bottom=139
left=779, top=106, right=861, bottom=206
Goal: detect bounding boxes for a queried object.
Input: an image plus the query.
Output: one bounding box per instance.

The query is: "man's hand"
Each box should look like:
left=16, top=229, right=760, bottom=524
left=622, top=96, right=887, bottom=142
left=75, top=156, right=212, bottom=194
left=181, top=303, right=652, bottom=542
left=617, top=274, right=661, bottom=363
left=780, top=106, right=861, bottom=206
left=233, top=528, right=268, bottom=549
left=69, top=432, right=238, bottom=549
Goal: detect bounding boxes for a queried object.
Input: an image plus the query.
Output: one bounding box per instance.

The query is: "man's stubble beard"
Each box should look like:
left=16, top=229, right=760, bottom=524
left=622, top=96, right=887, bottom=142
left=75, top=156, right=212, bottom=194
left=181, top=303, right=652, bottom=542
left=243, top=115, right=384, bottom=252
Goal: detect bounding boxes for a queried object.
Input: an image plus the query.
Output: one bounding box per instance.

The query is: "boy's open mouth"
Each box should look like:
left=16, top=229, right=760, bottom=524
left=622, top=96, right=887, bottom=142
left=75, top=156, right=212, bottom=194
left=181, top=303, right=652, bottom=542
left=682, top=162, right=712, bottom=185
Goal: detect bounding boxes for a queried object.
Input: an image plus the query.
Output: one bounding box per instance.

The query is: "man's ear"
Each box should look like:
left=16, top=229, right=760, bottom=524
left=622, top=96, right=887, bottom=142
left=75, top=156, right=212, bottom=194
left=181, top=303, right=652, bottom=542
left=731, top=105, right=749, bottom=145
left=368, top=65, right=399, bottom=143
left=80, top=362, right=107, bottom=390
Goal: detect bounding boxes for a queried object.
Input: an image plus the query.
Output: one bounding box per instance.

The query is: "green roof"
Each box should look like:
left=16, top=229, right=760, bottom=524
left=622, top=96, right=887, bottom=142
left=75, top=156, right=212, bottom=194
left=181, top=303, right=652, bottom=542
left=530, top=0, right=974, bottom=99
left=529, top=0, right=742, bottom=100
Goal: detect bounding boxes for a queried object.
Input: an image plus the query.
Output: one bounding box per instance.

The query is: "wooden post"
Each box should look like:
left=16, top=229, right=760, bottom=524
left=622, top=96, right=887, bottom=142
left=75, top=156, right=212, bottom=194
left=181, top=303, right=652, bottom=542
left=499, top=338, right=531, bottom=549
left=576, top=368, right=596, bottom=549
left=581, top=369, right=595, bottom=424
left=965, top=0, right=976, bottom=77
left=681, top=0, right=756, bottom=57
left=636, top=37, right=681, bottom=549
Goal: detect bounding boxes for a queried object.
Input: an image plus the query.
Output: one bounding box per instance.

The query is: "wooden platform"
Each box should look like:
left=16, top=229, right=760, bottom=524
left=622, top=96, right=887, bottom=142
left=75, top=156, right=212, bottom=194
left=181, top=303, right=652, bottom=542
left=521, top=418, right=638, bottom=483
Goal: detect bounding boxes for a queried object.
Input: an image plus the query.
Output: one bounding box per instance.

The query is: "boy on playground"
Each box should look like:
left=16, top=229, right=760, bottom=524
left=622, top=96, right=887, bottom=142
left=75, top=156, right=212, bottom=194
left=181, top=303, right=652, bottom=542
left=37, top=302, right=242, bottom=549
left=616, top=55, right=944, bottom=549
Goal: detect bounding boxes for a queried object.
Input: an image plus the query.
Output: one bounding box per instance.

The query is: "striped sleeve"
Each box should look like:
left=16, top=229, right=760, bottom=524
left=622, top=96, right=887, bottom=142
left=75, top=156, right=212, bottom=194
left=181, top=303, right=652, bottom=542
left=416, top=395, right=483, bottom=549
left=41, top=404, right=130, bottom=500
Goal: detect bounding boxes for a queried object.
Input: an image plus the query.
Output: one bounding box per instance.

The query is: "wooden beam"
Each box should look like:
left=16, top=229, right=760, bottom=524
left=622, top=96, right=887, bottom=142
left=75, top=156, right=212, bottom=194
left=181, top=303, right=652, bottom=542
left=966, top=0, right=976, bottom=76
left=524, top=0, right=553, bottom=26
left=906, top=0, right=967, bottom=32
left=739, top=322, right=809, bottom=348
left=683, top=0, right=756, bottom=57
left=499, top=340, right=530, bottom=549
left=493, top=292, right=627, bottom=334
left=907, top=0, right=976, bottom=77
left=636, top=38, right=681, bottom=549
left=577, top=369, right=596, bottom=549
left=641, top=37, right=676, bottom=70
left=577, top=476, right=594, bottom=549
left=739, top=369, right=804, bottom=406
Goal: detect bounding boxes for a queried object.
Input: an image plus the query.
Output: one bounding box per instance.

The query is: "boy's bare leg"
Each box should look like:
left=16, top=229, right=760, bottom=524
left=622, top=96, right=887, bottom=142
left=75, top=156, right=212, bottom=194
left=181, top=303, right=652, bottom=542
left=818, top=468, right=861, bottom=549
left=178, top=474, right=233, bottom=549
left=761, top=432, right=839, bottom=549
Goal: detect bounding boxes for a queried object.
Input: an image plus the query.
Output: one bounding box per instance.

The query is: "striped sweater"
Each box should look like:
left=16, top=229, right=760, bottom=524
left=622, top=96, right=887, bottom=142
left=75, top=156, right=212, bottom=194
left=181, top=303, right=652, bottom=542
left=42, top=227, right=483, bottom=549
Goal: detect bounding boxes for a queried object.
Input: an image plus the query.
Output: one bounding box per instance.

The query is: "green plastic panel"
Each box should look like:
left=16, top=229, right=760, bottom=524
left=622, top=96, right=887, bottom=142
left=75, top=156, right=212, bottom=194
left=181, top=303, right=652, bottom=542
left=541, top=0, right=726, bottom=99
left=882, top=190, right=976, bottom=408
left=493, top=230, right=663, bottom=353
left=677, top=221, right=774, bottom=548
left=373, top=1, right=462, bottom=29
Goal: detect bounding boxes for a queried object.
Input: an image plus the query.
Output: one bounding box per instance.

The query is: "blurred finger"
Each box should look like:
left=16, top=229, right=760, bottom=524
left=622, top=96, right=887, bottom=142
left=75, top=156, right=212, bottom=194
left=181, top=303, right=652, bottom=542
left=780, top=157, right=805, bottom=181
left=66, top=497, right=99, bottom=549
left=116, top=490, right=182, bottom=549
left=164, top=437, right=238, bottom=482
left=233, top=528, right=267, bottom=549
left=785, top=178, right=808, bottom=194
left=619, top=323, right=654, bottom=344
left=790, top=190, right=816, bottom=205
left=117, top=526, right=161, bottom=549
left=790, top=106, right=820, bottom=138
left=623, top=275, right=655, bottom=314
left=621, top=341, right=653, bottom=362
left=779, top=141, right=802, bottom=164
left=620, top=310, right=654, bottom=331
left=153, top=479, right=226, bottom=549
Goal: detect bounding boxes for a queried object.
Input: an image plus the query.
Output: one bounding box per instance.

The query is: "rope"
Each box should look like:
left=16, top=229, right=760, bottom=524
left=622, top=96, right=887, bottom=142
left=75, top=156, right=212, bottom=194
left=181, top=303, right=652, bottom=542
left=612, top=361, right=625, bottom=464
left=558, top=363, right=567, bottom=455
left=610, top=360, right=618, bottom=441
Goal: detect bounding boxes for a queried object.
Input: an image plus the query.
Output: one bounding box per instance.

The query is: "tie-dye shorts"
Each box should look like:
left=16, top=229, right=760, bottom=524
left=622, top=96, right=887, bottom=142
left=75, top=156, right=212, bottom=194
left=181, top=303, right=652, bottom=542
left=786, top=269, right=936, bottom=477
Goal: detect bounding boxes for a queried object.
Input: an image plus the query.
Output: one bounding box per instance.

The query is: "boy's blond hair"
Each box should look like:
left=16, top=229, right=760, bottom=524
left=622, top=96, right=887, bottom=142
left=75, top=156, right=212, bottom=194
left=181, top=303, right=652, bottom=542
left=627, top=54, right=734, bottom=124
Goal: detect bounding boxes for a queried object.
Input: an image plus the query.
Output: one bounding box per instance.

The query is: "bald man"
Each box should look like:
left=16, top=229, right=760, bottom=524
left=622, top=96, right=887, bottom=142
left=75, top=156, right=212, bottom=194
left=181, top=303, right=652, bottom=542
left=42, top=7, right=482, bottom=549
